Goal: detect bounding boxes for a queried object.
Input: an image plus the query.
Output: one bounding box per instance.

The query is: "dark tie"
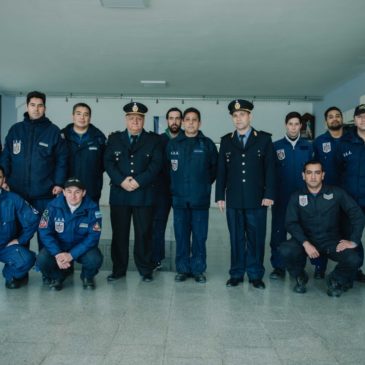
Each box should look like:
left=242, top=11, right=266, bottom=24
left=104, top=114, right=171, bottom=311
left=239, top=134, right=246, bottom=147
left=130, top=135, right=138, bottom=148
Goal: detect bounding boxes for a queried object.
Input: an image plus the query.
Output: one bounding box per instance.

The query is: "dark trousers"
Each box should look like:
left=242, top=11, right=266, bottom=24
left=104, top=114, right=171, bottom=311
left=110, top=205, right=154, bottom=276
left=0, top=245, right=36, bottom=281
left=173, top=207, right=208, bottom=275
left=152, top=194, right=172, bottom=263
left=37, top=247, right=103, bottom=281
left=279, top=239, right=361, bottom=285
left=226, top=207, right=267, bottom=280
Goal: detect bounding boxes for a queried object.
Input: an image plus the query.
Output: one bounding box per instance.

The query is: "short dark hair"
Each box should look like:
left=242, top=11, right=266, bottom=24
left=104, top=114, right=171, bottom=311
left=285, top=111, right=302, bottom=124
left=303, top=159, right=323, bottom=173
left=183, top=107, right=201, bottom=121
left=73, top=103, right=92, bottom=116
left=324, top=106, right=342, bottom=120
left=0, top=166, right=5, bottom=176
left=166, top=107, right=182, bottom=120
left=26, top=91, right=46, bottom=106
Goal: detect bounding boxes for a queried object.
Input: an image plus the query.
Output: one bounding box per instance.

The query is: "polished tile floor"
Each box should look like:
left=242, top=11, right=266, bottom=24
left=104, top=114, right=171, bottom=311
left=1, top=207, right=365, bottom=365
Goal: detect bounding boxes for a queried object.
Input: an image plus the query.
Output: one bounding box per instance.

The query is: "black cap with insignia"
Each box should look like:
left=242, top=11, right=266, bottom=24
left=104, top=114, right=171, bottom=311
left=354, top=104, right=365, bottom=117
left=228, top=99, right=254, bottom=115
left=64, top=177, right=85, bottom=190
left=123, top=102, right=148, bottom=116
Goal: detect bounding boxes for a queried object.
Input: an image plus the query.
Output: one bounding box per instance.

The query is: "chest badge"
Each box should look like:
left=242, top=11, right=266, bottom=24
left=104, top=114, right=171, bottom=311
left=13, top=140, right=21, bottom=155
left=322, top=142, right=331, bottom=153
left=323, top=193, right=333, bottom=200
left=55, top=218, right=65, bottom=233
left=171, top=159, right=178, bottom=171
left=276, top=149, right=285, bottom=160
left=299, top=195, right=308, bottom=207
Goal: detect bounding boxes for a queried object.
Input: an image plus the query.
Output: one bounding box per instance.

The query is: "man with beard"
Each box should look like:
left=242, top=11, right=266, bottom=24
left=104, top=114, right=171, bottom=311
left=152, top=108, right=183, bottom=270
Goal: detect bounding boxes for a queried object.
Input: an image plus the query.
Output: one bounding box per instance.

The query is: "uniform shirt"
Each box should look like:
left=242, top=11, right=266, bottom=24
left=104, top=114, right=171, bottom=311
left=104, top=129, right=163, bottom=206
left=274, top=136, right=313, bottom=207
left=0, top=190, right=39, bottom=248
left=0, top=113, right=68, bottom=200
left=38, top=194, right=102, bottom=260
left=215, top=128, right=275, bottom=209
left=285, top=185, right=365, bottom=248
left=166, top=131, right=218, bottom=209
left=61, top=123, right=106, bottom=202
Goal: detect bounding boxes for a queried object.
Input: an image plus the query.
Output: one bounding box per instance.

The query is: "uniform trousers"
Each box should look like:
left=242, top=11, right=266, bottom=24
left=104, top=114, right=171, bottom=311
left=226, top=207, right=267, bottom=280
left=0, top=244, right=36, bottom=281
left=37, top=247, right=103, bottom=281
left=110, top=205, right=154, bottom=276
left=279, top=239, right=361, bottom=285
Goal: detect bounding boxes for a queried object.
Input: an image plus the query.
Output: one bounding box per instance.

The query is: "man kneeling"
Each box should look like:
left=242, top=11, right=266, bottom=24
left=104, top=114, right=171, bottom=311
left=279, top=160, right=364, bottom=297
left=37, top=178, right=103, bottom=291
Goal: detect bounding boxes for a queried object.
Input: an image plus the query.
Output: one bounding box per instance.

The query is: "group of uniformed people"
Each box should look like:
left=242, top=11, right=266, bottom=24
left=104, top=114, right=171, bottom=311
left=1, top=90, right=365, bottom=297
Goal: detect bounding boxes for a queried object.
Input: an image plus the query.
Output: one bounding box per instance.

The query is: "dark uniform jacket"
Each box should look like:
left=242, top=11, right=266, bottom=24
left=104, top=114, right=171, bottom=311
left=38, top=194, right=102, bottom=260
left=285, top=185, right=365, bottom=248
left=166, top=131, right=218, bottom=209
left=61, top=123, right=106, bottom=202
left=215, top=128, right=275, bottom=209
left=274, top=137, right=313, bottom=208
left=0, top=113, right=68, bottom=200
left=0, top=190, right=39, bottom=248
left=336, top=128, right=365, bottom=207
left=104, top=129, right=163, bottom=206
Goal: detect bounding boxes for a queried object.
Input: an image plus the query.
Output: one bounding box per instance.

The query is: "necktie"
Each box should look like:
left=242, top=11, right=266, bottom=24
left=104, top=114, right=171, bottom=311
left=239, top=134, right=246, bottom=147
left=130, top=135, right=138, bottom=148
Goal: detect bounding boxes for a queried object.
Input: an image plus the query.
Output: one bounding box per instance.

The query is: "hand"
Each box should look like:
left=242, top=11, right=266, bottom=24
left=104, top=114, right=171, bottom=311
left=55, top=252, right=73, bottom=269
left=336, top=240, right=357, bottom=252
left=217, top=200, right=225, bottom=213
left=121, top=177, right=137, bottom=192
left=2, top=182, right=10, bottom=191
left=261, top=199, right=274, bottom=207
left=303, top=241, right=320, bottom=259
left=6, top=239, right=19, bottom=247
left=52, top=186, right=63, bottom=195
left=129, top=178, right=140, bottom=190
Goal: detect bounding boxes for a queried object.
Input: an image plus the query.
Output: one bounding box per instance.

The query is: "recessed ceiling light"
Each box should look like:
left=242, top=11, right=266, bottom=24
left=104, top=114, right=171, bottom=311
left=140, top=80, right=167, bottom=88
left=100, top=0, right=146, bottom=8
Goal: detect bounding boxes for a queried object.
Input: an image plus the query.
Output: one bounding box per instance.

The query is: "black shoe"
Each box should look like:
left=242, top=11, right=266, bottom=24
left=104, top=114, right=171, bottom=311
left=314, top=267, right=325, bottom=279
left=194, top=274, right=206, bottom=283
left=269, top=268, right=286, bottom=280
left=355, top=269, right=365, bottom=283
left=49, top=279, right=63, bottom=291
left=293, top=272, right=308, bottom=293
left=175, top=273, right=188, bottom=282
left=142, top=273, right=153, bottom=282
left=82, top=277, right=95, bottom=290
left=250, top=279, right=265, bottom=289
left=107, top=273, right=126, bottom=282
left=226, top=277, right=243, bottom=287
left=327, top=277, right=344, bottom=297
left=42, top=276, right=52, bottom=285
left=5, top=275, right=28, bottom=289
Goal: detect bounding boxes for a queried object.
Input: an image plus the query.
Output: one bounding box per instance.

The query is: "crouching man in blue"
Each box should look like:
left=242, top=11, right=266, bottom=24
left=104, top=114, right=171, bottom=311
left=167, top=107, right=218, bottom=283
left=279, top=160, right=365, bottom=297
left=37, top=178, right=103, bottom=291
left=0, top=167, right=39, bottom=288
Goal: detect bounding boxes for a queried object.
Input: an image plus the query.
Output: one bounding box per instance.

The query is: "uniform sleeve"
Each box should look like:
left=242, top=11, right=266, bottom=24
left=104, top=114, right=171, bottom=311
left=0, top=127, right=14, bottom=177
left=104, top=135, right=126, bottom=186
left=69, top=208, right=102, bottom=260
left=263, top=137, right=276, bottom=200
left=14, top=196, right=40, bottom=245
left=209, top=140, right=218, bottom=184
left=53, top=132, right=69, bottom=187
left=285, top=193, right=309, bottom=244
left=215, top=138, right=227, bottom=202
left=38, top=207, right=63, bottom=256
left=313, top=139, right=320, bottom=160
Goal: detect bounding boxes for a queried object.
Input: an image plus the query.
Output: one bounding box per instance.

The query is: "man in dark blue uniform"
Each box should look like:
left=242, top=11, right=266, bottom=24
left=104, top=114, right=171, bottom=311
left=37, top=178, right=103, bottom=291
left=216, top=99, right=275, bottom=289
left=0, top=167, right=39, bottom=289
left=61, top=103, right=106, bottom=203
left=167, top=107, right=218, bottom=283
left=104, top=102, right=162, bottom=282
left=269, top=112, right=313, bottom=280
left=0, top=91, right=68, bottom=250
left=152, top=107, right=183, bottom=270
left=279, top=160, right=364, bottom=297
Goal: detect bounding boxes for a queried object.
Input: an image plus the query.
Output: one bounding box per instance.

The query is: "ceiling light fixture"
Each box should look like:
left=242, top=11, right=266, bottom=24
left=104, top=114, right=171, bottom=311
left=140, top=80, right=167, bottom=88
left=100, top=0, right=146, bottom=8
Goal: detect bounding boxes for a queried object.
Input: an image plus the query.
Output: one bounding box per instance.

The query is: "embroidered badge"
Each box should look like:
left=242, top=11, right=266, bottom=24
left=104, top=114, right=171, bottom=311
left=276, top=149, right=285, bottom=160
left=95, top=211, right=102, bottom=219
left=39, top=142, right=49, bottom=147
left=55, top=219, right=65, bottom=233
left=171, top=159, right=178, bottom=171
left=88, top=146, right=98, bottom=150
left=13, top=140, right=21, bottom=154
left=92, top=222, right=101, bottom=232
left=322, top=142, right=331, bottom=153
left=38, top=209, right=49, bottom=229
left=323, top=193, right=333, bottom=200
left=299, top=195, right=308, bottom=207
left=79, top=223, right=88, bottom=228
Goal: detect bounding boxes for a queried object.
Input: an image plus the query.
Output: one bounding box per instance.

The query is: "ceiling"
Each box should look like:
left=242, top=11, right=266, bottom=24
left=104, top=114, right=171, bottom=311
left=1, top=0, right=365, bottom=100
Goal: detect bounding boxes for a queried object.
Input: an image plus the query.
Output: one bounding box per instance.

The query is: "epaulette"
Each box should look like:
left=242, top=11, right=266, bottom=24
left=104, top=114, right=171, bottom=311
left=221, top=132, right=232, bottom=140
left=258, top=130, right=272, bottom=136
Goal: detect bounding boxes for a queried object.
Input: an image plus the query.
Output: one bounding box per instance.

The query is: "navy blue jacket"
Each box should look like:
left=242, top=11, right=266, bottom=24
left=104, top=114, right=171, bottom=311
left=104, top=129, right=163, bottom=206
left=166, top=131, right=218, bottom=209
left=61, top=123, right=106, bottom=202
left=313, top=131, right=346, bottom=185
left=38, top=194, right=102, bottom=260
left=274, top=137, right=313, bottom=207
left=1, top=113, right=68, bottom=200
left=215, top=129, right=275, bottom=209
left=0, top=190, right=39, bottom=248
left=336, top=128, right=365, bottom=207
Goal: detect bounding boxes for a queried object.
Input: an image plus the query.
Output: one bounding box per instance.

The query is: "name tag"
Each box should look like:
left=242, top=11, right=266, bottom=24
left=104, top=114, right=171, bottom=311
left=89, top=146, right=98, bottom=151
left=79, top=223, right=88, bottom=228
left=39, top=142, right=49, bottom=147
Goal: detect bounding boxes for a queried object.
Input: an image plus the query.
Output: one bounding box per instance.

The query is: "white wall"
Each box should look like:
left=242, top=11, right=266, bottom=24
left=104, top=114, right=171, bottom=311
left=2, top=96, right=313, bottom=205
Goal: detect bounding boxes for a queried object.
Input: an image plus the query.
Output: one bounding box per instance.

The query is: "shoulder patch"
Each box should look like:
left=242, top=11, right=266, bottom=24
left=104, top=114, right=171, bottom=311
left=95, top=211, right=102, bottom=219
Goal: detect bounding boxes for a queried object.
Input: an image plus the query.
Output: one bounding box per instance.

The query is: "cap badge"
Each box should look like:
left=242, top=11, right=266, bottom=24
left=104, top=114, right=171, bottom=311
left=234, top=101, right=241, bottom=110
left=132, top=103, right=139, bottom=112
